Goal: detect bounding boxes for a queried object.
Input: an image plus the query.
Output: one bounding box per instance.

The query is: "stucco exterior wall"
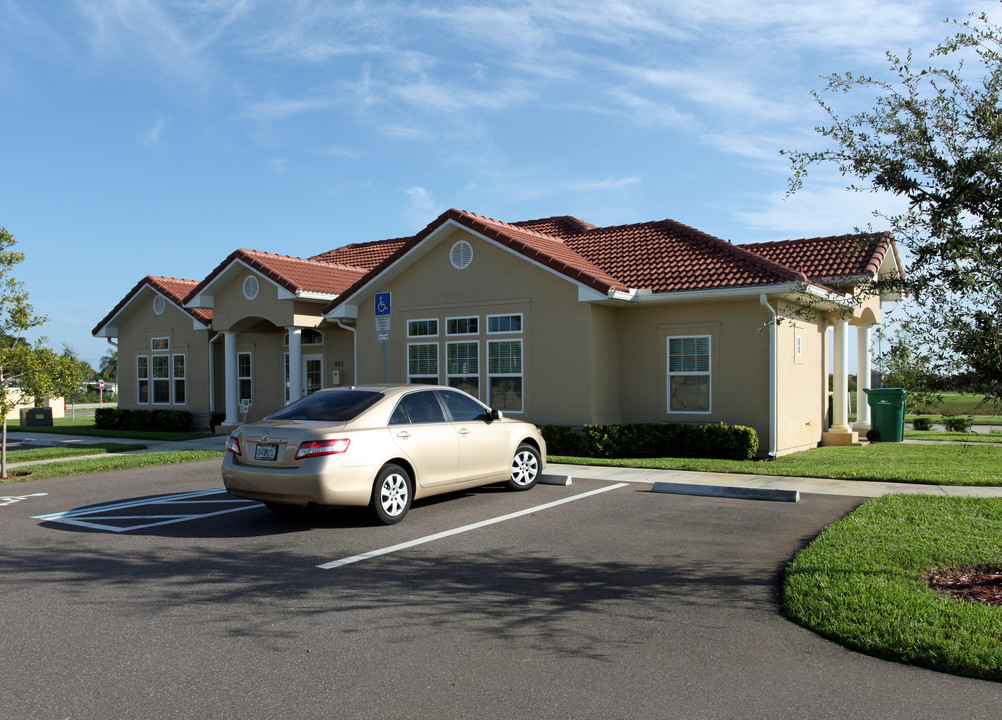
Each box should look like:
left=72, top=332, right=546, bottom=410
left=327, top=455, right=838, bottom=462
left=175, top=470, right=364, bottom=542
left=115, top=291, right=212, bottom=427
left=774, top=309, right=828, bottom=455
left=614, top=299, right=772, bottom=443
left=350, top=227, right=605, bottom=425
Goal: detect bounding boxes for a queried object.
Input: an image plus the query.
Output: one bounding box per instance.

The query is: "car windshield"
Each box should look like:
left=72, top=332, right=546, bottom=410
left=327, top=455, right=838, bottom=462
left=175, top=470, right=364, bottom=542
left=266, top=390, right=383, bottom=422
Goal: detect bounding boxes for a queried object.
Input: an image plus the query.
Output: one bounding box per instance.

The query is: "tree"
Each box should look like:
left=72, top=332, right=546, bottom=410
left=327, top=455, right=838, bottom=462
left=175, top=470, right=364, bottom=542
left=784, top=11, right=1002, bottom=403
left=0, top=227, right=52, bottom=478
left=98, top=348, right=118, bottom=382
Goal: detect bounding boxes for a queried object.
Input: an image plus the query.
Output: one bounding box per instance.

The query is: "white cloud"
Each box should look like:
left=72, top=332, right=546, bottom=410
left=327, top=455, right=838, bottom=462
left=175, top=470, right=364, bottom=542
left=736, top=182, right=910, bottom=240
left=403, top=186, right=444, bottom=229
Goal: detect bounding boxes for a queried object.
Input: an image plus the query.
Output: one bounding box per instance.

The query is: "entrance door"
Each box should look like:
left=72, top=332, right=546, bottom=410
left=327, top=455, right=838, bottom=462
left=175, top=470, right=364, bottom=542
left=304, top=354, right=323, bottom=396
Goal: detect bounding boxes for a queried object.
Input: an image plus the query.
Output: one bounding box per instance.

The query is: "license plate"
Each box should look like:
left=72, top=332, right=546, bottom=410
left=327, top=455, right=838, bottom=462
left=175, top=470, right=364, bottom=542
left=255, top=444, right=278, bottom=461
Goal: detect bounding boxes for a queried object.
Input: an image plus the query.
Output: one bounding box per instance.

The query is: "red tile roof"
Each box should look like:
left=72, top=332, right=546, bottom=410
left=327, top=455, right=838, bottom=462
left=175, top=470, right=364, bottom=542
left=309, top=238, right=410, bottom=270
left=98, top=208, right=902, bottom=338
left=321, top=209, right=900, bottom=314
left=741, top=232, right=903, bottom=282
left=92, top=276, right=211, bottom=336
left=185, top=249, right=368, bottom=304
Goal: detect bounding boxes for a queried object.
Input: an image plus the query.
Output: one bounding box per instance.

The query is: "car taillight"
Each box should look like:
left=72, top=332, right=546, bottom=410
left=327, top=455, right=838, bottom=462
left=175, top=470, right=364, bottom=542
left=295, top=438, right=350, bottom=459
left=225, top=435, right=241, bottom=456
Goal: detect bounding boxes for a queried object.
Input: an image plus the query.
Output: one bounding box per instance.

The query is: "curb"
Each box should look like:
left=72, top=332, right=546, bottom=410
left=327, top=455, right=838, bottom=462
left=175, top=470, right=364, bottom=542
left=652, top=481, right=800, bottom=503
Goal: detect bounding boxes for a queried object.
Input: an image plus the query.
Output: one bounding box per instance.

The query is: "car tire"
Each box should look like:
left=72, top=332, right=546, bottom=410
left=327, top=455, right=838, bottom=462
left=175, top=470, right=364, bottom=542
left=371, top=464, right=412, bottom=525
left=506, top=443, right=540, bottom=491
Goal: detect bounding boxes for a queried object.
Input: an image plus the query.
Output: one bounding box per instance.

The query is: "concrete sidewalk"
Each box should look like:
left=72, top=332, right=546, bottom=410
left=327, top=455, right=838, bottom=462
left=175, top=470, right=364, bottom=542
left=546, top=462, right=1002, bottom=498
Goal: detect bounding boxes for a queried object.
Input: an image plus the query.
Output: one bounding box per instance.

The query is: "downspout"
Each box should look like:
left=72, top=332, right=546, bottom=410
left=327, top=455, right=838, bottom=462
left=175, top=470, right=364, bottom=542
left=759, top=294, right=777, bottom=459
left=334, top=320, right=357, bottom=385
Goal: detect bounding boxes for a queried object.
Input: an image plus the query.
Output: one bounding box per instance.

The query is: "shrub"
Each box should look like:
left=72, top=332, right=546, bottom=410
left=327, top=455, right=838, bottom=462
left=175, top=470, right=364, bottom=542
left=943, top=416, right=973, bottom=432
left=911, top=417, right=933, bottom=431
left=541, top=422, right=759, bottom=460
left=95, top=408, right=194, bottom=432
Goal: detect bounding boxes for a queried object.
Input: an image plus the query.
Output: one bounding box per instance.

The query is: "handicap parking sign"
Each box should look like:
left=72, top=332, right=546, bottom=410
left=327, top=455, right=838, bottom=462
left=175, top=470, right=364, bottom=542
left=375, top=292, right=391, bottom=316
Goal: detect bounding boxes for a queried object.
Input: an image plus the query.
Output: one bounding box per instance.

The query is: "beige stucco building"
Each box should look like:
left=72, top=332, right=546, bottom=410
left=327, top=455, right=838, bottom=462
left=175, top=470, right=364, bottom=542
left=93, top=208, right=904, bottom=456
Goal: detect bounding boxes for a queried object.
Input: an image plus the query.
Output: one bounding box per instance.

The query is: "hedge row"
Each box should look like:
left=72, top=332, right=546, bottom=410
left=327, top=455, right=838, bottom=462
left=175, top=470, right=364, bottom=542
left=95, top=408, right=194, bottom=433
left=541, top=422, right=759, bottom=461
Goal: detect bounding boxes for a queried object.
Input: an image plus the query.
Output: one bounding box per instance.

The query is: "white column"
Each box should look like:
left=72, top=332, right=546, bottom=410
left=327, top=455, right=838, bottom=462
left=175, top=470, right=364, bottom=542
left=287, top=327, right=303, bottom=403
left=853, top=324, right=873, bottom=430
left=832, top=318, right=850, bottom=431
left=224, top=331, right=239, bottom=426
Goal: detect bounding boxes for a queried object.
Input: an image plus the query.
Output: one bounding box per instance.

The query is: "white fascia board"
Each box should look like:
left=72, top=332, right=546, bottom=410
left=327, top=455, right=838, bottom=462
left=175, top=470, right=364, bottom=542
left=296, top=290, right=339, bottom=302
left=93, top=325, right=117, bottom=338
left=623, top=283, right=851, bottom=308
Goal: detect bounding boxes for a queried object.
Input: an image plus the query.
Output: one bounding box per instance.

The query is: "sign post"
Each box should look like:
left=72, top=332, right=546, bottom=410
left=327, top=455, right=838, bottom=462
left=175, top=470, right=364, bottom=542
left=374, top=292, right=391, bottom=383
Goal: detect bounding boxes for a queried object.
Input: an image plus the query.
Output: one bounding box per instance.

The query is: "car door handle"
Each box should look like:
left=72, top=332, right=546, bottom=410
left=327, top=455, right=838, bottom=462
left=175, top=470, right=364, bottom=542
left=458, top=428, right=470, bottom=435
left=396, top=431, right=411, bottom=439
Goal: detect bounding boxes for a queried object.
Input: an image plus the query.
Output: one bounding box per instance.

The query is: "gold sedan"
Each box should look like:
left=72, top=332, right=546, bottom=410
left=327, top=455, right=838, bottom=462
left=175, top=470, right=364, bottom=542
left=222, top=385, right=546, bottom=524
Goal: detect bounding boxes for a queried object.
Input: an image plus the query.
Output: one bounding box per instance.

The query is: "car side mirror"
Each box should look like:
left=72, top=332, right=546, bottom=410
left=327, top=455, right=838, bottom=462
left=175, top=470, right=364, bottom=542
left=488, top=408, right=503, bottom=422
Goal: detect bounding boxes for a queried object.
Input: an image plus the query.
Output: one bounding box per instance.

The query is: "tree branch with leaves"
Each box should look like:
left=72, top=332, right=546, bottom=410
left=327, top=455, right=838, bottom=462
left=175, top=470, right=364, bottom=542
left=784, top=10, right=1002, bottom=403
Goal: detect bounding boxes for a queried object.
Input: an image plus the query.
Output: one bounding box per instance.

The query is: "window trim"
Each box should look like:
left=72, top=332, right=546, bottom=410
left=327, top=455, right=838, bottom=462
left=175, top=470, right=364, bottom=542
left=151, top=337, right=169, bottom=351
left=172, top=353, right=186, bottom=406
left=407, top=318, right=439, bottom=338
left=407, top=342, right=439, bottom=384
left=151, top=354, right=171, bottom=405
left=445, top=316, right=479, bottom=336
left=137, top=356, right=149, bottom=405
left=446, top=340, right=480, bottom=398
left=666, top=335, right=712, bottom=415
left=237, top=351, right=253, bottom=404
left=487, top=338, right=523, bottom=413
left=487, top=313, right=523, bottom=335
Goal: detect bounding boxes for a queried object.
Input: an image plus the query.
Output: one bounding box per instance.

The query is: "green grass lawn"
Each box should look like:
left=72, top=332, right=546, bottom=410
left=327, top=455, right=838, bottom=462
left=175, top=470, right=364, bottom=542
left=552, top=441, right=1002, bottom=485
left=0, top=449, right=224, bottom=483
left=5, top=444, right=146, bottom=463
left=784, top=495, right=1002, bottom=681
left=6, top=416, right=215, bottom=442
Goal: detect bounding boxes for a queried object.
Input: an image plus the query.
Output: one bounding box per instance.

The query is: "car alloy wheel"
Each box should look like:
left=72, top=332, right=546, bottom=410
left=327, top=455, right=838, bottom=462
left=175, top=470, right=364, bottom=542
left=372, top=464, right=412, bottom=524
left=507, top=443, right=540, bottom=490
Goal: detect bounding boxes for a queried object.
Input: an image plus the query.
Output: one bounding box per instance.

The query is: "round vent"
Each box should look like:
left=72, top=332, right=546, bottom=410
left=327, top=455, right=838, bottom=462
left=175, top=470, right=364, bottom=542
left=243, top=275, right=260, bottom=300
left=450, top=240, right=474, bottom=270
left=153, top=295, right=166, bottom=315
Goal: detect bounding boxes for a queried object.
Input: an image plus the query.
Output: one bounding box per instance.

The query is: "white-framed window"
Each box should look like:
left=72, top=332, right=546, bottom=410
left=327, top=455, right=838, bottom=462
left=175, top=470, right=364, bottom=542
left=447, top=341, right=479, bottom=397
left=446, top=316, right=479, bottom=335
left=487, top=314, right=522, bottom=334
left=151, top=337, right=169, bottom=351
left=238, top=352, right=252, bottom=403
left=407, top=343, right=439, bottom=385
left=173, top=354, right=186, bottom=405
left=137, top=356, right=149, bottom=404
left=152, top=355, right=171, bottom=404
left=488, top=339, right=522, bottom=412
left=667, top=336, right=711, bottom=413
left=284, top=328, right=323, bottom=346
left=407, top=319, right=439, bottom=338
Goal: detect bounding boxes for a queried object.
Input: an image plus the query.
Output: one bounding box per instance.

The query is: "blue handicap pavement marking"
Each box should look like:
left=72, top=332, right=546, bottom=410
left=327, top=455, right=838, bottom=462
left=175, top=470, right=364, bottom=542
left=33, top=489, right=259, bottom=533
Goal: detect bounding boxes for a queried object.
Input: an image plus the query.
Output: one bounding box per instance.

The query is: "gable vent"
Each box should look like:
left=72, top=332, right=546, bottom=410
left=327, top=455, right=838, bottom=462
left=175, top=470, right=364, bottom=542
left=243, top=275, right=260, bottom=300
left=450, top=240, right=474, bottom=270
left=153, top=295, right=166, bottom=315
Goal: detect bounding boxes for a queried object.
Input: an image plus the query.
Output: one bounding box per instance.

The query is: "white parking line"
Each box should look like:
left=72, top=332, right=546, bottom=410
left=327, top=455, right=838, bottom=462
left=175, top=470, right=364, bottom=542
left=317, top=482, right=629, bottom=570
left=33, top=489, right=258, bottom=532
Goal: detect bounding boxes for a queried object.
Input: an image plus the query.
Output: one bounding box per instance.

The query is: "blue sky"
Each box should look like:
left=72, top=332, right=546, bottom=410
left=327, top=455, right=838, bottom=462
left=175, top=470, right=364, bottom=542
left=1, top=0, right=995, bottom=369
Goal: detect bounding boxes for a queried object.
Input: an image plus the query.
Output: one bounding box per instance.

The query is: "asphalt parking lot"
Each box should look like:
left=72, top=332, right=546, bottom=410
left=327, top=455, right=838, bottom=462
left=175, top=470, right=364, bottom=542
left=3, top=460, right=1001, bottom=719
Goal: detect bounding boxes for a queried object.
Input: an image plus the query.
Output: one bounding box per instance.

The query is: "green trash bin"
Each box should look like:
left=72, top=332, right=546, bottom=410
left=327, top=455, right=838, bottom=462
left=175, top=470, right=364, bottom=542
left=863, top=388, right=907, bottom=442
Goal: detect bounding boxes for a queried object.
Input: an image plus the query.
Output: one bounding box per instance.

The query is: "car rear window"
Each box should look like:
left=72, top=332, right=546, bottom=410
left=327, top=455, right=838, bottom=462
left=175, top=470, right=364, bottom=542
left=267, top=390, right=383, bottom=422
